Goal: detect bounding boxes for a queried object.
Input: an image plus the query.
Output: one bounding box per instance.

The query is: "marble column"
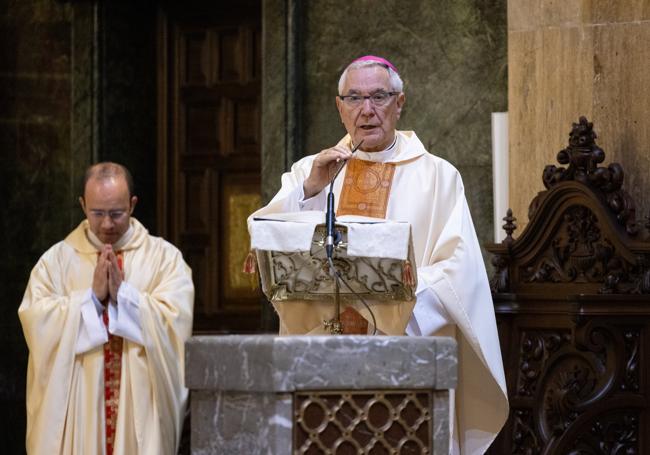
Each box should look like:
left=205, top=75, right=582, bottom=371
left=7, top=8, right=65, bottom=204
left=508, top=0, right=650, bottom=233
left=186, top=335, right=457, bottom=455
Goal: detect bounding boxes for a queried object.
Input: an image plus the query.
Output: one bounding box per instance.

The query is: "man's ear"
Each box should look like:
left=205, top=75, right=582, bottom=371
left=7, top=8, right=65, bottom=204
left=79, top=196, right=86, bottom=213
left=395, top=92, right=405, bottom=119
left=129, top=196, right=138, bottom=214
left=336, top=96, right=344, bottom=119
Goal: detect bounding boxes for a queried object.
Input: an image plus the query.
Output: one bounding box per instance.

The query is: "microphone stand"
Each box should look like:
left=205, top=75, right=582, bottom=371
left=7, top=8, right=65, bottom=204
left=323, top=140, right=362, bottom=335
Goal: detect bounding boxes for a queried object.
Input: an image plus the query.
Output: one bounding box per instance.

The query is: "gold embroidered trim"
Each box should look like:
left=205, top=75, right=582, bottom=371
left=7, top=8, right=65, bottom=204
left=337, top=159, right=395, bottom=218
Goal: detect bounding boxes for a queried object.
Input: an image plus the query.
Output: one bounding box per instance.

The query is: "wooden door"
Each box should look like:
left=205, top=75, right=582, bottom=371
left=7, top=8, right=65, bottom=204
left=157, top=1, right=262, bottom=333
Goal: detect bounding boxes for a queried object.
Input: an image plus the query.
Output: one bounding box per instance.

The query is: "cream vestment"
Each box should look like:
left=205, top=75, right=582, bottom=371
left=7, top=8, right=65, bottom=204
left=250, top=131, right=508, bottom=454
left=19, top=218, right=194, bottom=454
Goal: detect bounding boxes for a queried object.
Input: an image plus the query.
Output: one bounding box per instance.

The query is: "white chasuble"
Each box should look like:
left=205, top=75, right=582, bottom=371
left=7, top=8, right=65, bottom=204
left=19, top=218, right=194, bottom=455
left=249, top=131, right=508, bottom=454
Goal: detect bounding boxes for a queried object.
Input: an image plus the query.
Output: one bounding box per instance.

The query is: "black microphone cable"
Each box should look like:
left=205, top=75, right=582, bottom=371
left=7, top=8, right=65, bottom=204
left=327, top=256, right=378, bottom=336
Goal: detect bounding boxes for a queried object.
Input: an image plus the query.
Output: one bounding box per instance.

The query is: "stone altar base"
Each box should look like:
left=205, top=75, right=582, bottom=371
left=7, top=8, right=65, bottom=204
left=186, top=335, right=457, bottom=455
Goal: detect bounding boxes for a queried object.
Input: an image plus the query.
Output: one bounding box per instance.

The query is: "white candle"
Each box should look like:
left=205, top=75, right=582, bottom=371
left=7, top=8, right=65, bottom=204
left=491, top=112, right=509, bottom=243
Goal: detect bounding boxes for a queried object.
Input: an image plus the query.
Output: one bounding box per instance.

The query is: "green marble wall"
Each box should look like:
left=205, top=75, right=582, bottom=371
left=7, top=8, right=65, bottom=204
left=0, top=2, right=75, bottom=450
left=301, top=0, right=507, bottom=254
left=0, top=1, right=158, bottom=451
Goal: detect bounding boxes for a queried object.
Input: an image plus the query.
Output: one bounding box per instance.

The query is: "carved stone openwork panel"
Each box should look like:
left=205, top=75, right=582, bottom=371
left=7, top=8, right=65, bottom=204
left=294, top=390, right=431, bottom=454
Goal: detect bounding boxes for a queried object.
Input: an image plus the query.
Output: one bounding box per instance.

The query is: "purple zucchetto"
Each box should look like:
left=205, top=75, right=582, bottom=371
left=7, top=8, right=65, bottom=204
left=351, top=55, right=399, bottom=74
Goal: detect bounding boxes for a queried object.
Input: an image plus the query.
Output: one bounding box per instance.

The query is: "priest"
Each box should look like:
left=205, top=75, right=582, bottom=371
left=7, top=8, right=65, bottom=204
left=249, top=56, right=508, bottom=454
left=19, top=162, right=194, bottom=454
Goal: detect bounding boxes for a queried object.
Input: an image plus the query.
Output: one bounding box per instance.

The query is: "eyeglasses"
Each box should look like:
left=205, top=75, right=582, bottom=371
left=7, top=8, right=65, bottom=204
left=89, top=209, right=128, bottom=221
left=338, top=91, right=400, bottom=108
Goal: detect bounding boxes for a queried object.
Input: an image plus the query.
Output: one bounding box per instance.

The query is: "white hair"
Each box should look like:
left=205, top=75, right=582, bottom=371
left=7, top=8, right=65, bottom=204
left=338, top=60, right=404, bottom=94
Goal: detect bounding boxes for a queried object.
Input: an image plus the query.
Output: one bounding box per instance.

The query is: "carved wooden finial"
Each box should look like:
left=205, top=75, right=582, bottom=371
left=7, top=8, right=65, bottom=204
left=502, top=208, right=517, bottom=246
left=541, top=116, right=637, bottom=235
left=542, top=116, right=607, bottom=188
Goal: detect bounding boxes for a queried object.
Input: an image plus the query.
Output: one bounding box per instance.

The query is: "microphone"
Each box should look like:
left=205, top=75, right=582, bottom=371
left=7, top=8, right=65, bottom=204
left=325, top=182, right=337, bottom=259
left=325, top=140, right=363, bottom=259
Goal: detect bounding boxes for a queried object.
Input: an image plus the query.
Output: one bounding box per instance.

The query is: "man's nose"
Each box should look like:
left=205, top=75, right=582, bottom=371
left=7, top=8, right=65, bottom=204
left=101, top=215, right=115, bottom=228
left=360, top=98, right=375, bottom=115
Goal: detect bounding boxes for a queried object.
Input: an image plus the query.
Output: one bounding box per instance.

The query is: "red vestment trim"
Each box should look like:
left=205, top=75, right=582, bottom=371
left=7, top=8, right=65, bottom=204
left=102, top=252, right=123, bottom=455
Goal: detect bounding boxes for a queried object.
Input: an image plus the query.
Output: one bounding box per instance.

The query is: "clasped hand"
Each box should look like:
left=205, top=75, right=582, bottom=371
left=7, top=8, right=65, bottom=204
left=92, top=245, right=123, bottom=303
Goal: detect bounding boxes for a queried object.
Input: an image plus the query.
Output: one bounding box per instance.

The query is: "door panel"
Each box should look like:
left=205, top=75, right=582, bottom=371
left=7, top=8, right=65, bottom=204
left=158, top=1, right=262, bottom=333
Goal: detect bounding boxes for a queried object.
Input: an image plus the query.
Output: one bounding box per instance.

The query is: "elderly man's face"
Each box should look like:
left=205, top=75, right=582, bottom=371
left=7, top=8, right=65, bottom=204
left=336, top=65, right=405, bottom=152
left=80, top=176, right=137, bottom=245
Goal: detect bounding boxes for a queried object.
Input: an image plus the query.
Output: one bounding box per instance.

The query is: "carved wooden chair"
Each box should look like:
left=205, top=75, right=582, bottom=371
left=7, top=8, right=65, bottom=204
left=487, top=117, right=650, bottom=454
